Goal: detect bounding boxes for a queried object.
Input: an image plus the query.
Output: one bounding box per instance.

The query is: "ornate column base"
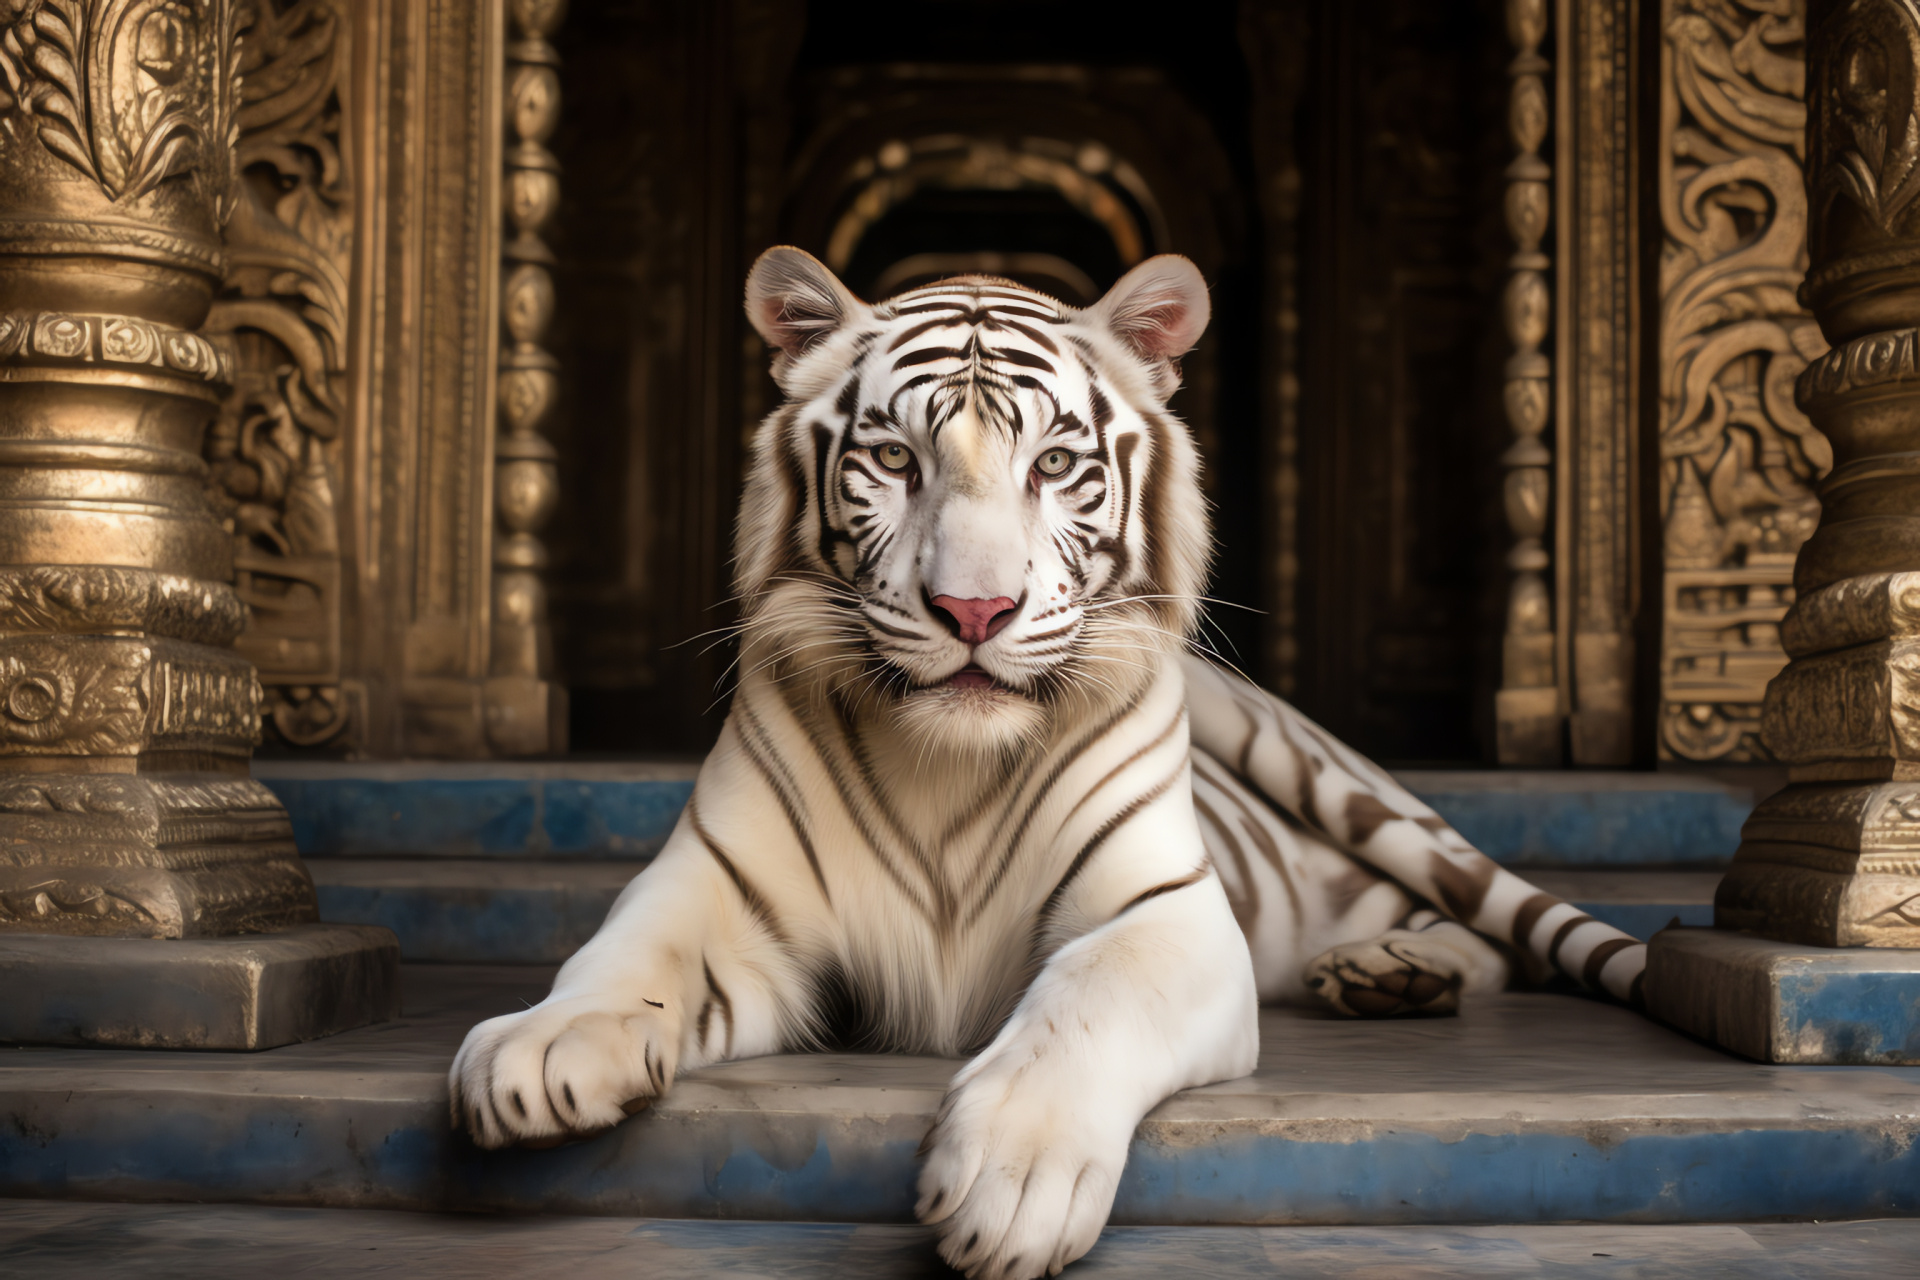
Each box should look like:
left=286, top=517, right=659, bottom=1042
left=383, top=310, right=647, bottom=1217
left=1713, top=780, right=1920, bottom=948
left=1650, top=572, right=1920, bottom=1059
left=1647, top=926, right=1920, bottom=1065
left=0, top=773, right=312, bottom=937
left=0, top=924, right=399, bottom=1050
left=1650, top=781, right=1920, bottom=1063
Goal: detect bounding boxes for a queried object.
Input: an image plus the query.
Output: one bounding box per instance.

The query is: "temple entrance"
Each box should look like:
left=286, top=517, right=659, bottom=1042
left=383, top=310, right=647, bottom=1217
left=545, top=0, right=1512, bottom=763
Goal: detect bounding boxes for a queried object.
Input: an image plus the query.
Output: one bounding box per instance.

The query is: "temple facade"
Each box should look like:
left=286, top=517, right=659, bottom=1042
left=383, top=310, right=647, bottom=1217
left=4, top=0, right=1908, bottom=929
left=9, top=3, right=1920, bottom=1263
left=0, top=0, right=1856, bottom=772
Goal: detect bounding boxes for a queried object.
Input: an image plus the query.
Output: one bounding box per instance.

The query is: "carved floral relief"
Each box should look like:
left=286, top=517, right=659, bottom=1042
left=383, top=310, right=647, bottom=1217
left=202, top=0, right=349, bottom=749
left=1658, top=0, right=1831, bottom=761
left=0, top=0, right=241, bottom=219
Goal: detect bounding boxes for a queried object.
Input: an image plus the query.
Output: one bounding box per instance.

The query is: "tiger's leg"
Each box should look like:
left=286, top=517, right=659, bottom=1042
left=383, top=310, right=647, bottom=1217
left=917, top=777, right=1258, bottom=1280
left=1183, top=655, right=1647, bottom=1006
left=1305, top=908, right=1510, bottom=1017
left=1193, top=752, right=1513, bottom=1016
left=448, top=790, right=807, bottom=1148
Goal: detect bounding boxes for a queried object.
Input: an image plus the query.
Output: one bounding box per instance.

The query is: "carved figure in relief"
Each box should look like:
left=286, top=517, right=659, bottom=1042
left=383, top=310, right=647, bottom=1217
left=450, top=252, right=1646, bottom=1278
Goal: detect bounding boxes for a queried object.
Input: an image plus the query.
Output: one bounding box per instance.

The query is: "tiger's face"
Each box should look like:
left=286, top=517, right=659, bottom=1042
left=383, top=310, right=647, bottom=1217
left=738, top=248, right=1212, bottom=752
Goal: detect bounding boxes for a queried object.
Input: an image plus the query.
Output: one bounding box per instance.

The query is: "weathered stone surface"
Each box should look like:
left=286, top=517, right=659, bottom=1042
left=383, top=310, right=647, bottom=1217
left=4, top=1203, right=1920, bottom=1279
left=0, top=924, right=400, bottom=1050
left=3, top=966, right=1918, bottom=1224
left=1647, top=926, right=1920, bottom=1064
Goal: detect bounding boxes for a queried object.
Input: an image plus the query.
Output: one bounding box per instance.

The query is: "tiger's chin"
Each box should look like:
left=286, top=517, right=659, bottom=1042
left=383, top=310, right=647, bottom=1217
left=891, top=670, right=1049, bottom=754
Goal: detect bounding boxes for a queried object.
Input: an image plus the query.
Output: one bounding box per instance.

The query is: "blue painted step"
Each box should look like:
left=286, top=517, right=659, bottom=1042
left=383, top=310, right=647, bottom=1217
left=307, top=863, right=1721, bottom=964
left=3, top=967, right=1915, bottom=1225
left=255, top=761, right=698, bottom=860
left=257, top=762, right=1770, bottom=867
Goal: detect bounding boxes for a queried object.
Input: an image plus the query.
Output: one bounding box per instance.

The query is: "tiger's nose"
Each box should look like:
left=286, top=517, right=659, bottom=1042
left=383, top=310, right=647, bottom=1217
left=928, top=595, right=1019, bottom=646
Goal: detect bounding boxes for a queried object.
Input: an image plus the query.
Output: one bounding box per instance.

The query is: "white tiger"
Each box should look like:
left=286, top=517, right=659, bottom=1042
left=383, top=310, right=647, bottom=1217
left=450, top=248, right=1646, bottom=1279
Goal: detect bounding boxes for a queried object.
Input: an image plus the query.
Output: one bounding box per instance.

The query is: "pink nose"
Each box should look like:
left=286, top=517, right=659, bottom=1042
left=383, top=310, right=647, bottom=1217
left=928, top=595, right=1019, bottom=646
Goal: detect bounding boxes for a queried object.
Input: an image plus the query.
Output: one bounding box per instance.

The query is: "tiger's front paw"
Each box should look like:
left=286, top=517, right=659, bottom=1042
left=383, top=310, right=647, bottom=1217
left=448, top=993, right=681, bottom=1148
left=1305, top=933, right=1464, bottom=1017
left=914, top=1037, right=1134, bottom=1279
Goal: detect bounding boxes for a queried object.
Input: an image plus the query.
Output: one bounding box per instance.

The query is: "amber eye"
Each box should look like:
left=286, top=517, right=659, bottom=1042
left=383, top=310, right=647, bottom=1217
left=1035, top=448, right=1075, bottom=478
left=875, top=443, right=914, bottom=472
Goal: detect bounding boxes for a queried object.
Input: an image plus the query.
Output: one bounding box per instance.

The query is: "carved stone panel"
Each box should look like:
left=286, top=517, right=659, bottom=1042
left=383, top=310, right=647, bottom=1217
left=1655, top=0, right=1830, bottom=763
left=205, top=0, right=352, bottom=752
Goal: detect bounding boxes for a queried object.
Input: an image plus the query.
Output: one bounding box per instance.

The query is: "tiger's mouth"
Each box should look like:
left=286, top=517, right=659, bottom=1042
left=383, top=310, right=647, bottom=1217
left=941, top=664, right=1002, bottom=692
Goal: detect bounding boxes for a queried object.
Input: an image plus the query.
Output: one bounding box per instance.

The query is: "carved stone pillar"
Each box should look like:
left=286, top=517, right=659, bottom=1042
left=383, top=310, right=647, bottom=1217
left=0, top=0, right=393, bottom=1047
left=1710, top=0, right=1920, bottom=948
left=1496, top=0, right=1564, bottom=765
left=1650, top=0, right=1920, bottom=1065
left=488, top=0, right=566, bottom=756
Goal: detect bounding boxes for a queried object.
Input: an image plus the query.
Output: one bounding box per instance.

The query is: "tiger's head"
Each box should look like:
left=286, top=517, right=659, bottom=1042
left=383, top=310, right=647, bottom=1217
left=736, top=247, right=1212, bottom=753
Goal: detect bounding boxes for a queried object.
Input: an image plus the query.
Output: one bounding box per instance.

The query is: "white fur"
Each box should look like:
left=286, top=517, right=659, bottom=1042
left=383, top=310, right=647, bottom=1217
left=450, top=251, right=1640, bottom=1279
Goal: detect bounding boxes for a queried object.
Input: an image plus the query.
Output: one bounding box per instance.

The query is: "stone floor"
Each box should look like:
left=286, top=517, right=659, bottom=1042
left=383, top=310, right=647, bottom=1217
left=5, top=965, right=1919, bottom=1224
left=1, top=1201, right=1915, bottom=1277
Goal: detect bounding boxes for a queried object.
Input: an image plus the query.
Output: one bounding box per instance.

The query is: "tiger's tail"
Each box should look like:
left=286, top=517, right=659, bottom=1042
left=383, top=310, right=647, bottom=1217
left=1181, top=656, right=1647, bottom=1006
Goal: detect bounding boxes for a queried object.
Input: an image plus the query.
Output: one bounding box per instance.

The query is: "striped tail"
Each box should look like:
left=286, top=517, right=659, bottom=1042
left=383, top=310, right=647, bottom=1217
left=1181, top=656, right=1647, bottom=1007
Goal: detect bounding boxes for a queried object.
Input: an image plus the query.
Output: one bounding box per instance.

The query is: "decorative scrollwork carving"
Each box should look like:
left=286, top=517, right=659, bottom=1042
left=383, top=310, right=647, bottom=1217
left=0, top=567, right=245, bottom=645
left=0, top=878, right=156, bottom=925
left=0, top=309, right=229, bottom=379
left=1657, top=0, right=1828, bottom=762
left=203, top=0, right=349, bottom=751
left=0, top=634, right=260, bottom=757
left=0, top=0, right=241, bottom=219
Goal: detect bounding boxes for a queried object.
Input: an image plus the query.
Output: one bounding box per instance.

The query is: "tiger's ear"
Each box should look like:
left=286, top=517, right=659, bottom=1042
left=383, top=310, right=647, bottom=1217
left=745, top=246, right=867, bottom=357
left=1091, top=255, right=1211, bottom=364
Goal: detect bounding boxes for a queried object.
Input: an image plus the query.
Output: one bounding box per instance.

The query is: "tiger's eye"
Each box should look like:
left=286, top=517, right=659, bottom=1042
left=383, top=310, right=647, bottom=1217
left=875, top=443, right=913, bottom=472
left=1035, top=448, right=1074, bottom=477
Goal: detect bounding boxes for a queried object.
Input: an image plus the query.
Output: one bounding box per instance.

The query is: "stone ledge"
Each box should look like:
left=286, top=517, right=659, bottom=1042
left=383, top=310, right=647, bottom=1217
left=2, top=966, right=1916, bottom=1224
left=1647, top=926, right=1920, bottom=1064
left=0, top=923, right=400, bottom=1050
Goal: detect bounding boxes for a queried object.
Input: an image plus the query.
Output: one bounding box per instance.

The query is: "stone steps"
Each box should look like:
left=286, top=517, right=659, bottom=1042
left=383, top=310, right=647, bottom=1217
left=306, top=861, right=1723, bottom=964
left=261, top=761, right=1762, bottom=963
left=4, top=964, right=1916, bottom=1226
left=5, top=1201, right=1916, bottom=1278
left=254, top=762, right=1767, bottom=867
